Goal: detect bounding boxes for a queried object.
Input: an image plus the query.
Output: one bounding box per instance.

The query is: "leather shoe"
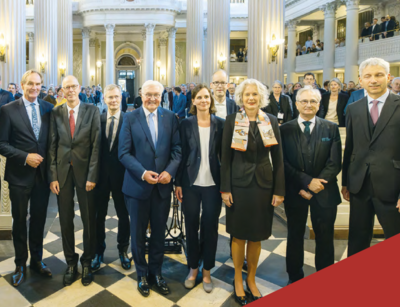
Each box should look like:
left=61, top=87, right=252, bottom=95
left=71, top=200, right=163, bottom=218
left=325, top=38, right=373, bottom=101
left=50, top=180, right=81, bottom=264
left=30, top=261, right=52, bottom=277
left=246, top=280, right=262, bottom=301
left=81, top=266, right=93, bottom=286
left=149, top=274, right=170, bottom=295
left=232, top=279, right=247, bottom=306
left=137, top=276, right=150, bottom=297
left=119, top=252, right=131, bottom=270
left=91, top=254, right=104, bottom=271
left=12, top=265, right=26, bottom=287
left=63, top=264, right=78, bottom=286
left=242, top=259, right=248, bottom=272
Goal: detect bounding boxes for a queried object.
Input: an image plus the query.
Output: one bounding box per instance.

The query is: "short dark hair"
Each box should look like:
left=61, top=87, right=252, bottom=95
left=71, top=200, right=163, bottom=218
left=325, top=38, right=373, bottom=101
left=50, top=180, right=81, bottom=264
left=349, top=81, right=355, bottom=84
left=174, top=87, right=182, bottom=93
left=189, top=84, right=216, bottom=115
left=8, top=83, right=16, bottom=88
left=57, top=87, right=63, bottom=94
left=138, top=87, right=142, bottom=91
left=304, top=72, right=316, bottom=80
left=324, top=80, right=330, bottom=87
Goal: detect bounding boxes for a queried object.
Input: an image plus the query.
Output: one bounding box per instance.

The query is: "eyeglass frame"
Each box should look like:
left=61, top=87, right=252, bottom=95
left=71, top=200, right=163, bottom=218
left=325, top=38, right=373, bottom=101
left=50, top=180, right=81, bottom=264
left=212, top=81, right=228, bottom=87
left=298, top=99, right=319, bottom=105
left=63, top=84, right=80, bottom=91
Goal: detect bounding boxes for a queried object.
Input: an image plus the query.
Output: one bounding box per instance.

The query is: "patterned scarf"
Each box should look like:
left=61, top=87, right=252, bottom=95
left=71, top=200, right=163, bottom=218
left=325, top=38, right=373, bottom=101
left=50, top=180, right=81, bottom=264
left=231, top=108, right=278, bottom=151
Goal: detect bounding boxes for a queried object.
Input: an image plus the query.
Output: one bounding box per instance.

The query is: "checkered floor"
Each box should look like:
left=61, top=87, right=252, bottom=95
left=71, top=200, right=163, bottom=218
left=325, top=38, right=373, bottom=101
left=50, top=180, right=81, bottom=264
left=0, top=194, right=383, bottom=307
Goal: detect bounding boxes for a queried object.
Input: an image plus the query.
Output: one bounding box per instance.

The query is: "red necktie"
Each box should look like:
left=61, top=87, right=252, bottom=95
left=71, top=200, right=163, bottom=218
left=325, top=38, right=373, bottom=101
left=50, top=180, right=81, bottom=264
left=69, top=110, right=75, bottom=137
left=370, top=100, right=379, bottom=125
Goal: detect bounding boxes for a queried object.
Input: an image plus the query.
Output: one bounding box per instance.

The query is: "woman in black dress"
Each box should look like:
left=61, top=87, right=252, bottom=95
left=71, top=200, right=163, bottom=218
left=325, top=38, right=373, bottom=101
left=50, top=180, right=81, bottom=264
left=221, top=79, right=285, bottom=305
left=262, top=80, right=293, bottom=125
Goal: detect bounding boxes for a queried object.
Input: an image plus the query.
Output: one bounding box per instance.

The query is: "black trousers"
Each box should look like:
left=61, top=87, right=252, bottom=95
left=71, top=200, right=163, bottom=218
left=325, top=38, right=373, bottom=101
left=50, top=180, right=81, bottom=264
left=94, top=176, right=130, bottom=255
left=125, top=186, right=170, bottom=277
left=348, top=173, right=400, bottom=257
left=182, top=185, right=221, bottom=270
left=9, top=170, right=50, bottom=266
left=285, top=199, right=337, bottom=282
left=57, top=166, right=96, bottom=266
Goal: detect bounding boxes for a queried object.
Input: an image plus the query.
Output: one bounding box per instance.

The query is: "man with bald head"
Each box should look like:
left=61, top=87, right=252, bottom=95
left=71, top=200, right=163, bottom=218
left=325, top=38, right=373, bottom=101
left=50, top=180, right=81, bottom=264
left=210, top=70, right=239, bottom=119
left=48, top=75, right=101, bottom=287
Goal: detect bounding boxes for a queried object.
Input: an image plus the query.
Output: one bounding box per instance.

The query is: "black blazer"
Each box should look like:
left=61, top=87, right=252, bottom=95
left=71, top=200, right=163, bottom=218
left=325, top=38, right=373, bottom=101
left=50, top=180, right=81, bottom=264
left=262, top=94, right=293, bottom=123
left=98, top=112, right=125, bottom=188
left=371, top=24, right=381, bottom=40
left=280, top=117, right=342, bottom=208
left=133, top=96, right=142, bottom=109
left=220, top=112, right=285, bottom=195
left=343, top=93, right=400, bottom=203
left=292, top=88, right=327, bottom=118
left=226, top=98, right=240, bottom=115
left=385, top=20, right=396, bottom=37
left=48, top=102, right=101, bottom=189
left=0, top=88, right=15, bottom=107
left=318, top=92, right=349, bottom=127
left=360, top=27, right=372, bottom=38
left=0, top=98, right=53, bottom=186
left=176, top=115, right=224, bottom=187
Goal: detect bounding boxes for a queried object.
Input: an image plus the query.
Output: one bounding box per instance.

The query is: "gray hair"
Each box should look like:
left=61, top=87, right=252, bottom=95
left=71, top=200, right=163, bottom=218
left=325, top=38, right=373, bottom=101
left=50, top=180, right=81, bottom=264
left=235, top=79, right=269, bottom=108
left=104, top=84, right=122, bottom=97
left=272, top=80, right=284, bottom=88
left=142, top=80, right=164, bottom=94
left=328, top=78, right=343, bottom=91
left=359, top=58, right=390, bottom=77
left=296, top=85, right=322, bottom=103
left=21, top=70, right=44, bottom=85
left=392, top=77, right=400, bottom=83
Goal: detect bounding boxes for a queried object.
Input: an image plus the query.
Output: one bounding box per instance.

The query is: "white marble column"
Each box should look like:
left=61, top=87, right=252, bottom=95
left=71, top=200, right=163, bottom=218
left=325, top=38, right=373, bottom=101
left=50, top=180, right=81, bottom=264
left=202, top=28, right=208, bottom=84
left=321, top=2, right=336, bottom=82
left=167, top=27, right=177, bottom=86
left=286, top=20, right=298, bottom=84
left=82, top=28, right=91, bottom=86
left=159, top=34, right=168, bottom=85
left=206, top=0, right=230, bottom=82
left=186, top=0, right=204, bottom=83
left=248, top=0, right=285, bottom=85
left=89, top=37, right=96, bottom=86
left=105, top=24, right=115, bottom=85
left=0, top=0, right=26, bottom=86
left=145, top=24, right=155, bottom=82
left=34, top=0, right=57, bottom=85
left=344, top=0, right=360, bottom=83
left=57, top=0, right=73, bottom=85
left=141, top=30, right=147, bottom=86
left=28, top=32, right=35, bottom=70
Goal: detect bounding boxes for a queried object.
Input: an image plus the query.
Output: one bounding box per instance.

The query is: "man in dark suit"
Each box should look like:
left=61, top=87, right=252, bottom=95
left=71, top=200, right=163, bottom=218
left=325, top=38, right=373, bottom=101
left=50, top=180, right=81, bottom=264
left=227, top=83, right=236, bottom=101
left=0, top=75, right=15, bottom=107
left=210, top=70, right=239, bottom=119
left=280, top=86, right=342, bottom=284
left=121, top=87, right=129, bottom=112
left=0, top=70, right=53, bottom=287
left=133, top=87, right=143, bottom=109
left=342, top=58, right=400, bottom=257
left=370, top=18, right=381, bottom=41
left=185, top=83, right=195, bottom=117
left=119, top=80, right=181, bottom=297
left=360, top=22, right=372, bottom=41
left=8, top=83, right=23, bottom=100
left=344, top=88, right=365, bottom=113
left=91, top=84, right=131, bottom=272
left=48, top=75, right=101, bottom=287
left=173, top=87, right=187, bottom=122
left=383, top=15, right=395, bottom=38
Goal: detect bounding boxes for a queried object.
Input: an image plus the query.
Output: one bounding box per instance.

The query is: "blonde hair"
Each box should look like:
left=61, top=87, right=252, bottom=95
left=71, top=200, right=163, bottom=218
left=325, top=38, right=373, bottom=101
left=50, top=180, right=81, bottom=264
left=104, top=84, right=122, bottom=97
left=21, top=70, right=44, bottom=85
left=235, top=79, right=269, bottom=108
left=359, top=58, right=390, bottom=77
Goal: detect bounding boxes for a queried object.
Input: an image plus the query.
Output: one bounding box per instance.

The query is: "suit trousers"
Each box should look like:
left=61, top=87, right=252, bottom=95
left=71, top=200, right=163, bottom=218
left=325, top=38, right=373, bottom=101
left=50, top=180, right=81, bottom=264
left=348, top=173, right=400, bottom=257
left=95, top=176, right=130, bottom=255
left=182, top=185, right=222, bottom=270
left=57, top=166, right=96, bottom=266
left=285, top=199, right=337, bottom=282
left=125, top=186, right=171, bottom=277
left=9, top=169, right=50, bottom=266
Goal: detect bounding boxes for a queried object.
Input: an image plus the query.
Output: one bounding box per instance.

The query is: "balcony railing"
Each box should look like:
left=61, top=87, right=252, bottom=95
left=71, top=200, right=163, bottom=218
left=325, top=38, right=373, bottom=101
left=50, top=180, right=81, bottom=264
left=295, top=52, right=324, bottom=72
left=359, top=34, right=400, bottom=63
left=230, top=62, right=248, bottom=76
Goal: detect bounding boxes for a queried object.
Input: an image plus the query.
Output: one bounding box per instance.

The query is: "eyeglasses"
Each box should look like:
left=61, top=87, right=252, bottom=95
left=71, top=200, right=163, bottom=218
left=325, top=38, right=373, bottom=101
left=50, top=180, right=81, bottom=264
left=144, top=93, right=161, bottom=99
left=299, top=99, right=318, bottom=105
left=63, top=84, right=79, bottom=91
left=212, top=81, right=228, bottom=87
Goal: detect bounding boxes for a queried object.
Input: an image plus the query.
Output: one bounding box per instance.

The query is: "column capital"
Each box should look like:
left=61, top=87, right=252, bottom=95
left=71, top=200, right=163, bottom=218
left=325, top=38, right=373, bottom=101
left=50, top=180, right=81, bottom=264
left=285, top=19, right=299, bottom=31
left=82, top=27, right=91, bottom=39
left=320, top=2, right=336, bottom=17
left=145, top=23, right=156, bottom=35
left=27, top=32, right=34, bottom=42
left=345, top=0, right=360, bottom=10
left=89, top=38, right=96, bottom=47
left=167, top=27, right=177, bottom=38
left=159, top=38, right=168, bottom=47
left=141, top=30, right=147, bottom=41
left=104, top=24, right=115, bottom=35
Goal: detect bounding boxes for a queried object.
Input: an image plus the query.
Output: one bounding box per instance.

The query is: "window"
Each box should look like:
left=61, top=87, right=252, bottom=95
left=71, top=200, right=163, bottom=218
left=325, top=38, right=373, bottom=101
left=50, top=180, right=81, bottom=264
left=299, top=29, right=313, bottom=46
left=359, top=10, right=374, bottom=32
left=337, top=19, right=346, bottom=40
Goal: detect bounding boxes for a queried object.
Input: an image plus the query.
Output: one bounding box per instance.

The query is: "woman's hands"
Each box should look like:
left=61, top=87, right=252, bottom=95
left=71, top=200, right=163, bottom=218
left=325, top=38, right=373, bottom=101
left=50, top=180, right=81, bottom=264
left=271, top=195, right=284, bottom=207
left=221, top=192, right=233, bottom=207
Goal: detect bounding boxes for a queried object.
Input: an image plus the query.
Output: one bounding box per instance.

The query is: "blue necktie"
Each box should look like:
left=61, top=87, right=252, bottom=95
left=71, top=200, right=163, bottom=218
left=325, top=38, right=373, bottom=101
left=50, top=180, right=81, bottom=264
left=149, top=113, right=157, bottom=148
left=31, top=103, right=40, bottom=140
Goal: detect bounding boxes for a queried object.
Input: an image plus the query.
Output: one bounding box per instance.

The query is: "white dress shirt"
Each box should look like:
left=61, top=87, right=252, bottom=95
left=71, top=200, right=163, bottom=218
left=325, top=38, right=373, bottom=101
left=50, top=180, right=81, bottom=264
left=229, top=94, right=235, bottom=100
left=141, top=107, right=159, bottom=180
left=193, top=126, right=215, bottom=187
left=67, top=102, right=81, bottom=125
left=106, top=110, right=121, bottom=149
left=297, top=115, right=316, bottom=134
left=367, top=89, right=389, bottom=116
left=23, top=96, right=42, bottom=128
left=305, top=40, right=313, bottom=49
left=215, top=99, right=227, bottom=119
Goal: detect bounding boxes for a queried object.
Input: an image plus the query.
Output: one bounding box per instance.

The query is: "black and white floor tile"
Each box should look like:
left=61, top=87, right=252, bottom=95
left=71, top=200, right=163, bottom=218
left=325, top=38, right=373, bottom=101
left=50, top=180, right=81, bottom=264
left=0, top=194, right=383, bottom=306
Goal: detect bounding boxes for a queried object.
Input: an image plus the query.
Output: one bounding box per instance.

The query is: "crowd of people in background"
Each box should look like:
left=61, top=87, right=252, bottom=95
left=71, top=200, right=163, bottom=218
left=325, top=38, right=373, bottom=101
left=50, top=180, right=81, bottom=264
left=230, top=47, right=248, bottom=62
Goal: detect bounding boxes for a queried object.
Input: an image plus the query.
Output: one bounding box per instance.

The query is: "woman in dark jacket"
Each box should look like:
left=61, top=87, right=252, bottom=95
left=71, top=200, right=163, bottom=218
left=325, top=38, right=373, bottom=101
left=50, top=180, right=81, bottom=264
left=262, top=80, right=293, bottom=125
left=318, top=77, right=349, bottom=127
left=221, top=79, right=285, bottom=305
left=175, top=84, right=224, bottom=293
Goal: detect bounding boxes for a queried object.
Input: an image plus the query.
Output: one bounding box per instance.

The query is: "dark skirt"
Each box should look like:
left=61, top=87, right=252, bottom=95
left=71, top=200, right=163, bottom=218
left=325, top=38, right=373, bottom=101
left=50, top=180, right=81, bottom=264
left=226, top=176, right=274, bottom=242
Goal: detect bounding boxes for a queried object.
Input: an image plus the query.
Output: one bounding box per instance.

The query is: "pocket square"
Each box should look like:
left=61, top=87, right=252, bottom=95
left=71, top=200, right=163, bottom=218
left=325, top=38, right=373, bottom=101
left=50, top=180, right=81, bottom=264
left=322, top=137, right=331, bottom=142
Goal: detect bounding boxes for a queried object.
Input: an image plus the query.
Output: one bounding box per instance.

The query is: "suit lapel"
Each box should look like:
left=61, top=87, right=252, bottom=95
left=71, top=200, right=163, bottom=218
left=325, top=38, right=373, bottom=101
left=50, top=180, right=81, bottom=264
left=17, top=100, right=37, bottom=141
left=357, top=97, right=371, bottom=142
left=137, top=107, right=156, bottom=152
left=38, top=100, right=47, bottom=141
left=293, top=121, right=304, bottom=169
left=61, top=103, right=72, bottom=142
left=101, top=112, right=107, bottom=144
left=313, top=117, right=322, bottom=167
left=209, top=115, right=217, bottom=154
left=74, top=102, right=86, bottom=139
left=191, top=116, right=201, bottom=151
left=110, top=111, right=124, bottom=152
left=371, top=94, right=400, bottom=144
left=156, top=107, right=164, bottom=153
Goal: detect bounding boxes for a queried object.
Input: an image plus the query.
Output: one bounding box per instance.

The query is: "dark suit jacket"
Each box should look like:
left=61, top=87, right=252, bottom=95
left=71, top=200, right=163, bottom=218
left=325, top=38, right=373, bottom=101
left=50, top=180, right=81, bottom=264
left=0, top=98, right=53, bottom=186
left=385, top=20, right=396, bottom=37
left=226, top=98, right=240, bottom=115
left=186, top=91, right=192, bottom=118
left=118, top=106, right=182, bottom=200
left=318, top=92, right=349, bottom=127
left=262, top=94, right=293, bottom=123
left=360, top=27, right=372, bottom=38
left=173, top=94, right=187, bottom=118
left=292, top=87, right=326, bottom=118
left=48, top=102, right=101, bottom=189
left=371, top=24, right=381, bottom=40
left=176, top=115, right=225, bottom=187
left=342, top=93, right=400, bottom=202
left=98, top=112, right=125, bottom=188
left=168, top=92, right=174, bottom=110
left=133, top=96, right=142, bottom=109
left=220, top=112, right=285, bottom=195
left=15, top=92, right=23, bottom=100
left=121, top=92, right=129, bottom=112
left=280, top=117, right=342, bottom=208
left=79, top=92, right=88, bottom=103
left=344, top=89, right=365, bottom=113
left=0, top=88, right=15, bottom=107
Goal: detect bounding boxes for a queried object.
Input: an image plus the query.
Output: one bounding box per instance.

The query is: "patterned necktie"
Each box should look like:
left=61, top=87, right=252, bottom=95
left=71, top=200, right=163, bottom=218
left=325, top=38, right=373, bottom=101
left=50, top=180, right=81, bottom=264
left=69, top=110, right=75, bottom=137
left=108, top=116, right=115, bottom=150
left=370, top=100, right=379, bottom=125
left=149, top=112, right=157, bottom=148
left=31, top=103, right=40, bottom=140
left=303, top=121, right=311, bottom=140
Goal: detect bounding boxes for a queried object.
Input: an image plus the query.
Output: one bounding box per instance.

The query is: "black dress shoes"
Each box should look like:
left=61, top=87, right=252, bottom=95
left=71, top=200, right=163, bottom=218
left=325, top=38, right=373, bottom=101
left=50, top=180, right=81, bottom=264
left=12, top=265, right=26, bottom=287
left=137, top=276, right=150, bottom=297
left=246, top=281, right=262, bottom=301
left=242, top=259, right=248, bottom=272
left=232, top=279, right=247, bottom=306
left=149, top=274, right=170, bottom=295
left=119, top=252, right=131, bottom=270
left=30, top=261, right=52, bottom=277
left=63, top=264, right=78, bottom=286
left=81, top=266, right=93, bottom=286
left=91, top=254, right=104, bottom=271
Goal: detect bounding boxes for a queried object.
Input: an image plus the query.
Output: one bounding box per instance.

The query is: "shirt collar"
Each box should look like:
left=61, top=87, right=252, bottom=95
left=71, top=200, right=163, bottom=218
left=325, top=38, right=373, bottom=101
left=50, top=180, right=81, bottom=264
left=107, top=110, right=121, bottom=120
left=22, top=96, right=38, bottom=107
left=298, top=115, right=316, bottom=126
left=67, top=102, right=81, bottom=113
left=367, top=89, right=390, bottom=104
left=215, top=99, right=226, bottom=106
left=143, top=106, right=158, bottom=118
